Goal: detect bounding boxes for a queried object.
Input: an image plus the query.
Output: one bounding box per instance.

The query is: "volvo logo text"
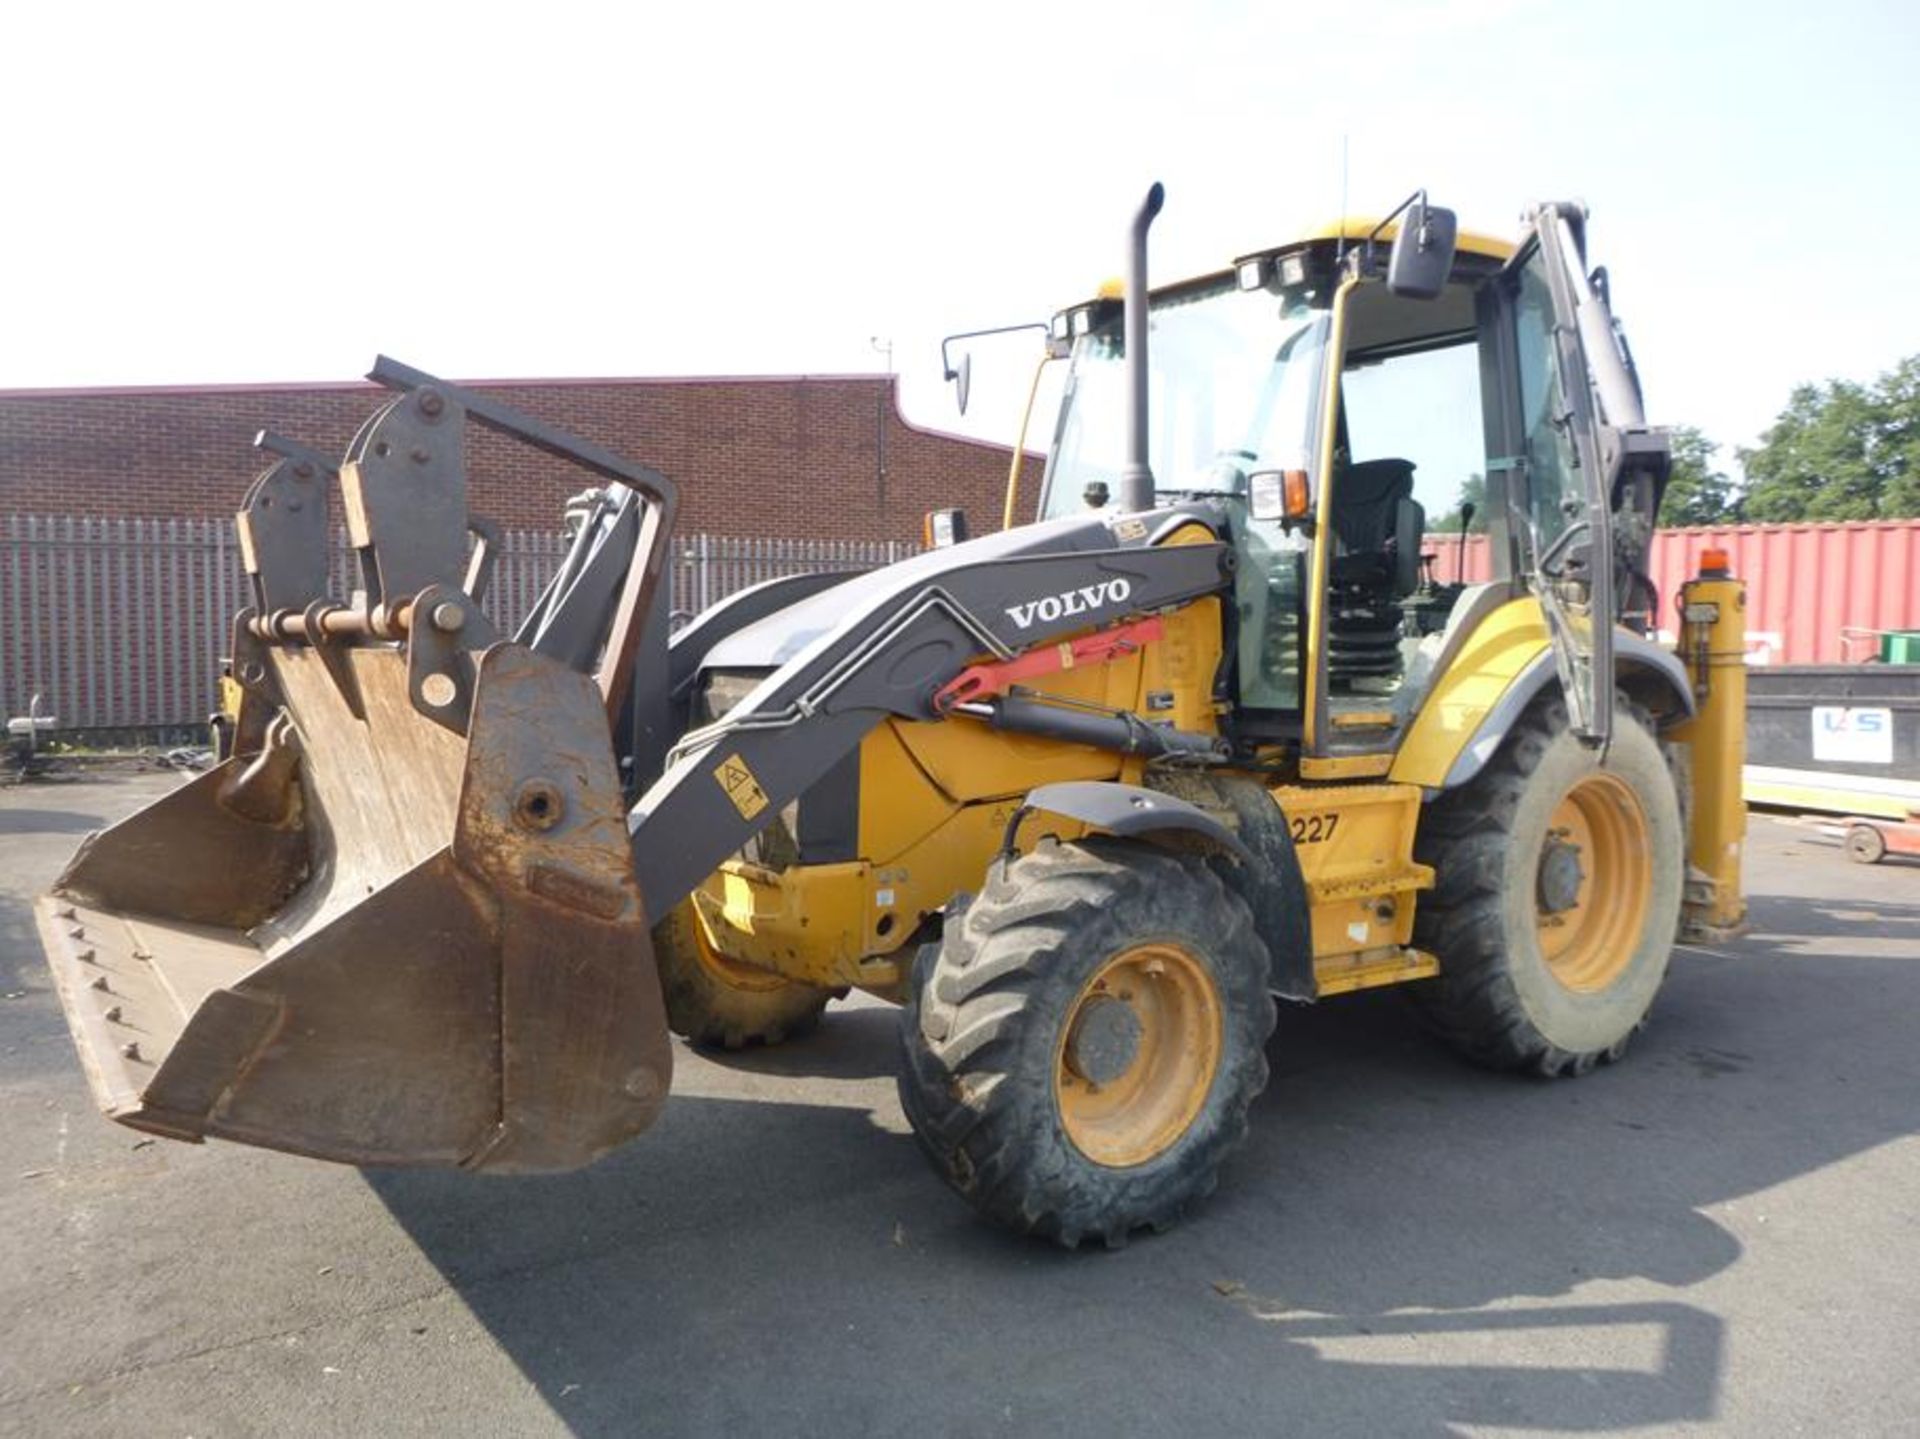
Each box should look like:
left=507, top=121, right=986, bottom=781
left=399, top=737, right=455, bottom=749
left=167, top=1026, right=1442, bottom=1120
left=1004, top=578, right=1134, bottom=630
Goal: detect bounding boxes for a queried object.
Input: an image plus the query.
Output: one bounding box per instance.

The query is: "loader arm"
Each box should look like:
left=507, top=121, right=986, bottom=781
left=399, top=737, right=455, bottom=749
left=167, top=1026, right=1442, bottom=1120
left=628, top=532, right=1233, bottom=920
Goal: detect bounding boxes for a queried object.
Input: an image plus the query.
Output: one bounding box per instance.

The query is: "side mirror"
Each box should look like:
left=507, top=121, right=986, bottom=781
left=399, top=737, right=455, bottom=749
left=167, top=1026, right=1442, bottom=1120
left=941, top=350, right=973, bottom=415
left=938, top=321, right=1054, bottom=415
left=923, top=508, right=970, bottom=548
left=1386, top=200, right=1458, bottom=300
left=939, top=341, right=973, bottom=416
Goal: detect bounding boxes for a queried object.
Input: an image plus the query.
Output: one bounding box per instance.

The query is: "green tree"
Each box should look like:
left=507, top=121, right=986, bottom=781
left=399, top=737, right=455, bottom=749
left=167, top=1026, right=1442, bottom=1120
left=1433, top=472, right=1487, bottom=532
left=1659, top=425, right=1739, bottom=527
left=1871, top=355, right=1920, bottom=516
left=1736, top=355, right=1920, bottom=521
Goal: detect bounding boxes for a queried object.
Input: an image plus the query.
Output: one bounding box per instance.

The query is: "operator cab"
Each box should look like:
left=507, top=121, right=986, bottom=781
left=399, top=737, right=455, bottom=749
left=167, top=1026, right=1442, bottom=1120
left=1034, top=212, right=1581, bottom=764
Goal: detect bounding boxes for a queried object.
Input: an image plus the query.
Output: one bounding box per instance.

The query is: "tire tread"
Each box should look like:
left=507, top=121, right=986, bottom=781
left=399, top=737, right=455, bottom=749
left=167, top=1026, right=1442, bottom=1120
left=899, top=838, right=1274, bottom=1247
left=1410, top=696, right=1681, bottom=1076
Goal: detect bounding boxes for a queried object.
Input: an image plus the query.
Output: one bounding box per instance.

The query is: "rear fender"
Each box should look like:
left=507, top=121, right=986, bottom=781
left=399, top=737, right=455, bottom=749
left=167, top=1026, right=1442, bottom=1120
left=1434, top=636, right=1695, bottom=789
left=1394, top=612, right=1694, bottom=792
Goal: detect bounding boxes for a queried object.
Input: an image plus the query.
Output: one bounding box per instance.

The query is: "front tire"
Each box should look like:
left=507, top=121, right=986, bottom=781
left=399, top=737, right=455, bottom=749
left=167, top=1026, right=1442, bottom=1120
left=898, top=838, right=1274, bottom=1248
left=653, top=902, right=830, bottom=1049
left=1412, top=697, right=1685, bottom=1076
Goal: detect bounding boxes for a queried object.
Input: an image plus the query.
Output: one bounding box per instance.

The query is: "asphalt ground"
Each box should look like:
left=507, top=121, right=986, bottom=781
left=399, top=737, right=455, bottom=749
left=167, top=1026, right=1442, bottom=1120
left=2, top=772, right=1916, bottom=1437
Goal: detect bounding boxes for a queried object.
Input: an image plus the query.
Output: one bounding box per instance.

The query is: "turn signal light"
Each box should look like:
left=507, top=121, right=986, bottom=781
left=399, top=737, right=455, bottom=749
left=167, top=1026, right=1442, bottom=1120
left=924, top=508, right=969, bottom=549
left=1283, top=470, right=1311, bottom=519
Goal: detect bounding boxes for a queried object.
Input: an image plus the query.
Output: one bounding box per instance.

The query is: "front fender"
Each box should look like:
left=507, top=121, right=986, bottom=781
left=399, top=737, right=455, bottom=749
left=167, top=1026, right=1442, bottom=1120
left=1021, top=780, right=1252, bottom=863
left=1021, top=778, right=1314, bottom=1001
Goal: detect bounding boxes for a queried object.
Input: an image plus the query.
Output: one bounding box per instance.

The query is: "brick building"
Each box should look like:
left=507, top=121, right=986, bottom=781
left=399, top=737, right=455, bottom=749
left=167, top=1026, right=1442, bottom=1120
left=0, top=373, right=1038, bottom=541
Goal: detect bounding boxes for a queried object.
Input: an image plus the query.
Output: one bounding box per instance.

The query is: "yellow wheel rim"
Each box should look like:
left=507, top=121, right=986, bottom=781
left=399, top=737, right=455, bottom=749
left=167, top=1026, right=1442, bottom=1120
left=684, top=907, right=791, bottom=994
left=1053, top=942, right=1223, bottom=1168
left=1535, top=772, right=1652, bottom=993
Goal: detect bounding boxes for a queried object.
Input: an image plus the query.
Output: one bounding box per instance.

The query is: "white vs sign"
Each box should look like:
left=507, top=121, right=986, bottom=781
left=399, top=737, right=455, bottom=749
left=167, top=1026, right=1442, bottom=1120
left=1811, top=707, right=1894, bottom=765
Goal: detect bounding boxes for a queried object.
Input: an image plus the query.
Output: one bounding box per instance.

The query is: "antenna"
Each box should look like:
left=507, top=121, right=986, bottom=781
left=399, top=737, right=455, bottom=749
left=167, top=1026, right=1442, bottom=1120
left=1336, top=133, right=1351, bottom=265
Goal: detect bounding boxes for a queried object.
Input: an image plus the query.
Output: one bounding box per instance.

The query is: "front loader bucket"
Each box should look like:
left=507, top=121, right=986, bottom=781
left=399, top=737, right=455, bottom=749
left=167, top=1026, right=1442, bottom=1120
left=37, top=366, right=680, bottom=1173
left=40, top=643, right=671, bottom=1172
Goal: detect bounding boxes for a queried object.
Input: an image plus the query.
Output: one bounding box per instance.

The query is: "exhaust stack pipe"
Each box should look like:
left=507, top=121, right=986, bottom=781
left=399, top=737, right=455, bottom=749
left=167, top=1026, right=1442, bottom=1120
left=1118, top=182, right=1165, bottom=514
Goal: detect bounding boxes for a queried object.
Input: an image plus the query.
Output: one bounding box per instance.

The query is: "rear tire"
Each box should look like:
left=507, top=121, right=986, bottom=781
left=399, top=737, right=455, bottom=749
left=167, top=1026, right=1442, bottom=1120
left=653, top=903, right=830, bottom=1049
left=898, top=837, right=1274, bottom=1248
left=1411, top=697, right=1684, bottom=1076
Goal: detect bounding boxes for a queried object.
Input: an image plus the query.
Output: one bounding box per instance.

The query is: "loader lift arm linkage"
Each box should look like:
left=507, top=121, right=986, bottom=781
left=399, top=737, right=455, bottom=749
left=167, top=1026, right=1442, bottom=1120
left=365, top=354, right=680, bottom=729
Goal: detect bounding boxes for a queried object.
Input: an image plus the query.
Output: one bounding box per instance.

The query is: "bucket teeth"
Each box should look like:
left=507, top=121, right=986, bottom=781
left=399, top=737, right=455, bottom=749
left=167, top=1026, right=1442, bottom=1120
left=36, top=895, right=256, bottom=1137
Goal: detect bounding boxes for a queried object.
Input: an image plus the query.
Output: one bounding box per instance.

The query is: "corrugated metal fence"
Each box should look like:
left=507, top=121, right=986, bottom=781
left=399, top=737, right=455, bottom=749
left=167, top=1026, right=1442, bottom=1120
left=1, top=515, right=914, bottom=731
left=8, top=513, right=1911, bottom=731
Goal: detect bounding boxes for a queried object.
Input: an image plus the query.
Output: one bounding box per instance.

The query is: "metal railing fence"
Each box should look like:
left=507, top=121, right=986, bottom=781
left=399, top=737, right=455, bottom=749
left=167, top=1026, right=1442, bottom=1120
left=1, top=515, right=915, bottom=731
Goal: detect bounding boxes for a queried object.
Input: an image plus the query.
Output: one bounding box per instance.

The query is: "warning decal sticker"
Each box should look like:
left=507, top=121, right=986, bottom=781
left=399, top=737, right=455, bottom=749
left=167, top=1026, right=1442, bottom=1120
left=714, top=753, right=770, bottom=819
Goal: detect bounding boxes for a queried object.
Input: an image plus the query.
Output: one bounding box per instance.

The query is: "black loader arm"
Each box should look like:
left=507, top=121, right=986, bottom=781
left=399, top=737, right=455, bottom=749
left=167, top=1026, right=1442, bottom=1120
left=626, top=538, right=1233, bottom=919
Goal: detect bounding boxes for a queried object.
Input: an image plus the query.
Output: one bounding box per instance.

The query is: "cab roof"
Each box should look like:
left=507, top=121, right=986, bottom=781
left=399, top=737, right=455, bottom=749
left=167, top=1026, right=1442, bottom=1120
left=1295, top=216, right=1516, bottom=261
left=1081, top=216, right=1517, bottom=306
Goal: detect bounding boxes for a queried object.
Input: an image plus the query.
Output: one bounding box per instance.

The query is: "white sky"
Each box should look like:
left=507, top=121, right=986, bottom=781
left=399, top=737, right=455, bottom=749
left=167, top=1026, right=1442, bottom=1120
left=5, top=0, right=1915, bottom=509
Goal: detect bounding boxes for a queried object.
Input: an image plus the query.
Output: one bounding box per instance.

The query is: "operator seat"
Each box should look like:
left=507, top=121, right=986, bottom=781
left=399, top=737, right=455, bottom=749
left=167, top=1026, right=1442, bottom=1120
left=1327, top=458, right=1424, bottom=687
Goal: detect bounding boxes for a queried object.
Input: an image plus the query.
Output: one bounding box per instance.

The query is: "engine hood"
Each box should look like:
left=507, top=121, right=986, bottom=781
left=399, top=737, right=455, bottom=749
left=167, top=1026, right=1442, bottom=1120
left=698, top=510, right=1178, bottom=672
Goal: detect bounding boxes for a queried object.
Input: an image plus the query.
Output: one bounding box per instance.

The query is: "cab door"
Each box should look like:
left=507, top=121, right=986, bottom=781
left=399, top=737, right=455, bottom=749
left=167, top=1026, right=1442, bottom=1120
left=1482, top=207, right=1618, bottom=744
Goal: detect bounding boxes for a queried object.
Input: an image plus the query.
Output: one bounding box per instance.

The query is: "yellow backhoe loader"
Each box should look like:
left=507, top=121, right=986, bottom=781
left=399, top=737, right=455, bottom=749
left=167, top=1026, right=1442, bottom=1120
left=36, top=186, right=1747, bottom=1246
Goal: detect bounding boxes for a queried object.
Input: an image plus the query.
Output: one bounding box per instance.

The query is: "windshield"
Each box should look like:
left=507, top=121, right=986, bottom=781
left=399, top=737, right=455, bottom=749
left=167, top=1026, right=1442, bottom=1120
left=1040, top=276, right=1330, bottom=520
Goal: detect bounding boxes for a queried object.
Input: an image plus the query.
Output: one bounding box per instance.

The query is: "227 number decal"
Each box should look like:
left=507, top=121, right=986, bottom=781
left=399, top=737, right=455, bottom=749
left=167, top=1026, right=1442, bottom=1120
left=1288, top=813, right=1340, bottom=844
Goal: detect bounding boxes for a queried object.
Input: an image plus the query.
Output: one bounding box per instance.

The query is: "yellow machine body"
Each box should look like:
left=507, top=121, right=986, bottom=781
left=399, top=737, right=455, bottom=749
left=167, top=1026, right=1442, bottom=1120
left=687, top=580, right=1460, bottom=1005
left=688, top=571, right=1744, bottom=1005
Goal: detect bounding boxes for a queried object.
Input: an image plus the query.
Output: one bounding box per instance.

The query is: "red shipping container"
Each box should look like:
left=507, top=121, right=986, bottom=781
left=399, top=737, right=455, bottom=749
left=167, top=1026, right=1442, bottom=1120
left=1422, top=521, right=1920, bottom=666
